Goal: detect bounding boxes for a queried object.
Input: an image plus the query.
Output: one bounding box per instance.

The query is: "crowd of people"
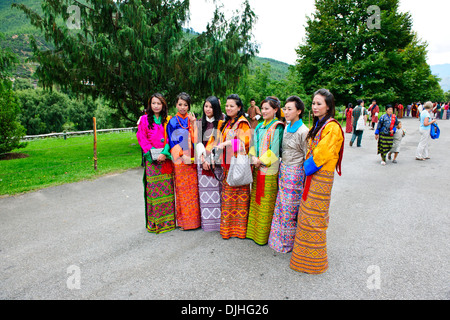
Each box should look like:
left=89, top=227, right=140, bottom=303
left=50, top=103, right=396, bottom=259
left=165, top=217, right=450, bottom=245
left=136, top=90, right=444, bottom=275
left=136, top=89, right=344, bottom=275
left=345, top=99, right=445, bottom=165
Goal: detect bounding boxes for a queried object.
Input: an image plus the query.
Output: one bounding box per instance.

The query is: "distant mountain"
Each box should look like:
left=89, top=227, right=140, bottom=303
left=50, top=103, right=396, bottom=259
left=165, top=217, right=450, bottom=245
left=430, top=64, right=450, bottom=92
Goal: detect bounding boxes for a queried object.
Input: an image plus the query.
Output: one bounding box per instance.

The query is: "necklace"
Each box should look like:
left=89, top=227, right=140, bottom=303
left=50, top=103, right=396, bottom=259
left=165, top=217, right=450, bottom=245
left=176, top=114, right=189, bottom=130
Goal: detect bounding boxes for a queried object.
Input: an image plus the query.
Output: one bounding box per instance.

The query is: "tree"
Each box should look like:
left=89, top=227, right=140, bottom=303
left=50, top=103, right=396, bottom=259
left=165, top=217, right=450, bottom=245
left=13, top=0, right=258, bottom=122
left=296, top=0, right=442, bottom=106
left=0, top=32, right=27, bottom=155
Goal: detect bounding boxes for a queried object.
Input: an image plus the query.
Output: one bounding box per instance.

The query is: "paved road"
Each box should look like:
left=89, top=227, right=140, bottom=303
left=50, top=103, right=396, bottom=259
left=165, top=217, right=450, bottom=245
left=1, top=116, right=449, bottom=301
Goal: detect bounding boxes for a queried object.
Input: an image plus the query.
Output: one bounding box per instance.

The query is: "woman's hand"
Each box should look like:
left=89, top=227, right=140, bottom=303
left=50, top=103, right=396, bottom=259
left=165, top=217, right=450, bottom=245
left=217, top=141, right=231, bottom=150
left=157, top=154, right=166, bottom=163
left=188, top=112, right=196, bottom=123
left=253, top=156, right=261, bottom=168
left=375, top=134, right=379, bottom=141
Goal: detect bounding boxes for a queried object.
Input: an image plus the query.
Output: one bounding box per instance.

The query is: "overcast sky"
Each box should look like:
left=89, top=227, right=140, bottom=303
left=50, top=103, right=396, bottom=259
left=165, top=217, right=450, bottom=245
left=186, top=0, right=450, bottom=67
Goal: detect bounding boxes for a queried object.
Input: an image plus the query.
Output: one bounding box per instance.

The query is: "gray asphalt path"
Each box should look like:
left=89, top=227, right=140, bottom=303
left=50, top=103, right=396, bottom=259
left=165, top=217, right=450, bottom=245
left=1, top=116, right=449, bottom=300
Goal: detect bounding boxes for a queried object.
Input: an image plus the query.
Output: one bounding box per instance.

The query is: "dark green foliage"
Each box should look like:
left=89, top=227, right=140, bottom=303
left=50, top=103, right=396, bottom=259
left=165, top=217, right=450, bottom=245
left=12, top=0, right=258, bottom=122
left=297, top=0, right=444, bottom=106
left=0, top=88, right=27, bottom=154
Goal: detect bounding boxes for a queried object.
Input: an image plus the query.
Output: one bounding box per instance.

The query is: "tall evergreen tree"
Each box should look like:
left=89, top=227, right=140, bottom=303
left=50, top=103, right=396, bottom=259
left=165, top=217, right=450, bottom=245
left=13, top=0, right=258, bottom=121
left=296, top=0, right=442, bottom=106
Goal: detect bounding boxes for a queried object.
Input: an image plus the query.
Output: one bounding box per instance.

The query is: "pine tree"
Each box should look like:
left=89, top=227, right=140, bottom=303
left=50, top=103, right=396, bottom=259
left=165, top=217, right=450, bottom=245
left=13, top=0, right=258, bottom=121
left=296, top=0, right=442, bottom=106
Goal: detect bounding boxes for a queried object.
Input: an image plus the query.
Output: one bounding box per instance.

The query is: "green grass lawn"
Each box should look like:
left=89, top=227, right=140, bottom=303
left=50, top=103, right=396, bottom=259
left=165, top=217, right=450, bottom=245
left=0, top=131, right=142, bottom=196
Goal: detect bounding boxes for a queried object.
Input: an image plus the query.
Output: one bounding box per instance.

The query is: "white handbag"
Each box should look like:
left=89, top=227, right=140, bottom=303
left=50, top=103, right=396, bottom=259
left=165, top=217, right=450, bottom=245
left=356, top=107, right=366, bottom=131
left=226, top=141, right=253, bottom=187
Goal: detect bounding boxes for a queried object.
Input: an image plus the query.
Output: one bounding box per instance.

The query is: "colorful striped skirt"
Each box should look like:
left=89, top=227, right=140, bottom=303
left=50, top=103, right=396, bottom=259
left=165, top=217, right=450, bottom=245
left=268, top=163, right=305, bottom=253
left=246, top=167, right=279, bottom=245
left=197, top=165, right=223, bottom=232
left=377, top=134, right=394, bottom=159
left=220, top=166, right=250, bottom=239
left=144, top=161, right=176, bottom=234
left=290, top=170, right=335, bottom=274
left=173, top=163, right=201, bottom=230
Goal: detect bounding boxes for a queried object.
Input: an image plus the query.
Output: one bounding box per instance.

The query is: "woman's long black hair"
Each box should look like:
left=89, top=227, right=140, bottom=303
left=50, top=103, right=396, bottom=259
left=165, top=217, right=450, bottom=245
left=220, top=94, right=246, bottom=132
left=201, top=96, right=222, bottom=137
left=147, top=93, right=168, bottom=130
left=306, top=89, right=336, bottom=141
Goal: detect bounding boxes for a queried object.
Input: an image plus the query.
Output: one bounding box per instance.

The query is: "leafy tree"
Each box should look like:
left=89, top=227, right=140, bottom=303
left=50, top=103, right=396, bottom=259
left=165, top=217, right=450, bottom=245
left=16, top=88, right=69, bottom=135
left=0, top=88, right=28, bottom=154
left=0, top=33, right=27, bottom=154
left=13, top=0, right=258, bottom=122
left=296, top=0, right=442, bottom=106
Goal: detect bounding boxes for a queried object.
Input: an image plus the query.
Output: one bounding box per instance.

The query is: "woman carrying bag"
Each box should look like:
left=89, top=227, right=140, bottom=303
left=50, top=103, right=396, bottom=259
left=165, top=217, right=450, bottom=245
left=206, top=94, right=252, bottom=240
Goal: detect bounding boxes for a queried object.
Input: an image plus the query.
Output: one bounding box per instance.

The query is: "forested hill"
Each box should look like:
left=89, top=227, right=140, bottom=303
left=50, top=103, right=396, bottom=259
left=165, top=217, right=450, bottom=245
left=0, top=0, right=290, bottom=81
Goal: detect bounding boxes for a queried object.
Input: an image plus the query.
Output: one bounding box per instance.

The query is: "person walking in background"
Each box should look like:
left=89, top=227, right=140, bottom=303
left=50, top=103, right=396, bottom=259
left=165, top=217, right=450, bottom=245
left=345, top=103, right=353, bottom=133
left=349, top=99, right=367, bottom=147
left=411, top=103, right=418, bottom=118
left=407, top=103, right=412, bottom=117
left=416, top=101, right=437, bottom=161
left=375, top=104, right=398, bottom=166
left=290, top=89, right=345, bottom=274
left=268, top=96, right=309, bottom=254
left=387, top=121, right=406, bottom=164
left=246, top=96, right=285, bottom=246
left=136, top=93, right=175, bottom=234
left=195, top=96, right=225, bottom=232
left=368, top=100, right=379, bottom=130
left=167, top=92, right=201, bottom=231
left=207, top=94, right=252, bottom=240
left=397, top=103, right=404, bottom=119
left=445, top=102, right=449, bottom=120
left=247, top=98, right=262, bottom=129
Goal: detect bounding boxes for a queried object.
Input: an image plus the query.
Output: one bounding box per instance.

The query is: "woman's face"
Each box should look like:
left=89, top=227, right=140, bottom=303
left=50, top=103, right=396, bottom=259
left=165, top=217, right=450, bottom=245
left=151, top=97, right=163, bottom=115
left=284, top=101, right=301, bottom=123
left=176, top=99, right=189, bottom=116
left=261, top=102, right=277, bottom=121
left=312, top=94, right=329, bottom=120
left=225, top=99, right=240, bottom=118
left=204, top=101, right=214, bottom=118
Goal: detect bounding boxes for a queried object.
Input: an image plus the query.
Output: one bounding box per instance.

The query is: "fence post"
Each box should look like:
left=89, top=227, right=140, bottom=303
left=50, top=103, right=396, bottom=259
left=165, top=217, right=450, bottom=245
left=93, top=117, right=98, bottom=171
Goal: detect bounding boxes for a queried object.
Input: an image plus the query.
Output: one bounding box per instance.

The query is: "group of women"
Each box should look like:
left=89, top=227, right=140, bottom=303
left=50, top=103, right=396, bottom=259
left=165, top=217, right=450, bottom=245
left=136, top=89, right=345, bottom=274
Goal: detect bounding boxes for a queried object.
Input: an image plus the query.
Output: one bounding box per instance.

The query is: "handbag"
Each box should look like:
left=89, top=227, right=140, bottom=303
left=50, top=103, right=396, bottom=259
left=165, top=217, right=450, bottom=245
left=150, top=148, right=164, bottom=161
left=356, top=107, right=366, bottom=131
left=226, top=141, right=253, bottom=187
left=430, top=123, right=440, bottom=140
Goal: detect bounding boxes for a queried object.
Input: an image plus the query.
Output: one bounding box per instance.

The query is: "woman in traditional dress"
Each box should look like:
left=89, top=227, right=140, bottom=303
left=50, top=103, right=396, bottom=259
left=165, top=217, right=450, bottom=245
left=206, top=94, right=252, bottom=240
left=136, top=93, right=176, bottom=234
left=375, top=104, right=398, bottom=166
left=246, top=96, right=285, bottom=246
left=195, top=96, right=225, bottom=232
left=290, top=89, right=344, bottom=274
left=411, top=103, right=418, bottom=118
left=167, top=92, right=201, bottom=230
left=268, top=96, right=309, bottom=253
left=345, top=103, right=353, bottom=133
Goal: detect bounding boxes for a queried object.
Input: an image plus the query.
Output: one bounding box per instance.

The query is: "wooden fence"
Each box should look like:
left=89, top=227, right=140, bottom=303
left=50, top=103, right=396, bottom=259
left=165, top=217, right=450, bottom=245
left=22, top=127, right=137, bottom=141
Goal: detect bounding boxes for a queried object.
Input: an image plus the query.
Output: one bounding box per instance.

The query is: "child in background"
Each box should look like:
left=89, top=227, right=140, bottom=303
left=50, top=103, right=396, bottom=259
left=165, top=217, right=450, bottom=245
left=388, top=121, right=406, bottom=163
